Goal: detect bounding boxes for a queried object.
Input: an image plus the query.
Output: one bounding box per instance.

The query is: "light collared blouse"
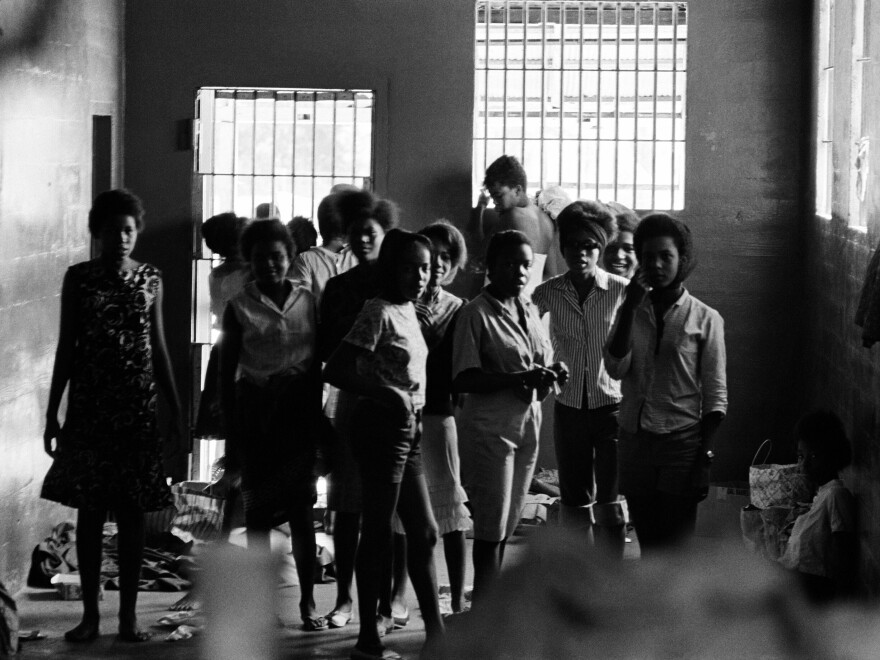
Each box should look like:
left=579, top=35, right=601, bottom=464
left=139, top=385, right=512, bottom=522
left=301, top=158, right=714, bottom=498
left=532, top=268, right=628, bottom=409
left=289, top=245, right=358, bottom=312
left=344, top=297, right=428, bottom=411
left=780, top=479, right=855, bottom=577
left=603, top=289, right=727, bottom=434
left=228, top=280, right=316, bottom=386
left=452, top=288, right=553, bottom=395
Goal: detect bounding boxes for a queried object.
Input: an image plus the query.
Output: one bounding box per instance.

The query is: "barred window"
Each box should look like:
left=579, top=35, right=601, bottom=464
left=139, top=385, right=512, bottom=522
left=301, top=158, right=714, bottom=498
left=474, top=1, right=688, bottom=210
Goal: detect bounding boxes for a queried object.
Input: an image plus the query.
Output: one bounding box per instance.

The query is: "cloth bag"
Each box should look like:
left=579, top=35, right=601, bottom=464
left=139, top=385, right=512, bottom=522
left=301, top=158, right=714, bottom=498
left=749, top=440, right=811, bottom=509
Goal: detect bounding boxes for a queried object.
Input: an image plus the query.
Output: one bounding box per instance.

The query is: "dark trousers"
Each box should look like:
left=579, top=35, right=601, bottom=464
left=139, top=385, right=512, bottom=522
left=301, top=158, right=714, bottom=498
left=553, top=401, right=620, bottom=507
left=619, top=425, right=702, bottom=552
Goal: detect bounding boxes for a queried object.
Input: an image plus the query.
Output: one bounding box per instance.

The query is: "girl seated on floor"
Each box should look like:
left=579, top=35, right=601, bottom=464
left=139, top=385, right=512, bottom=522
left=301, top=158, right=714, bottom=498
left=779, top=410, right=857, bottom=603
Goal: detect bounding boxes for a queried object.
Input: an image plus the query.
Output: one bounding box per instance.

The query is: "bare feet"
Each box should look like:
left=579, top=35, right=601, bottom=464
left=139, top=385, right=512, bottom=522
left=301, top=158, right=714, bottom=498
left=118, top=617, right=151, bottom=642
left=169, top=592, right=201, bottom=611
left=64, top=619, right=100, bottom=642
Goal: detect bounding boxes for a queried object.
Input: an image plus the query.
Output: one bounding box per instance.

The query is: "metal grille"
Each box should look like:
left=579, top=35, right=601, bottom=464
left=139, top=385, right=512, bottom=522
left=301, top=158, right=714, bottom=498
left=474, top=1, right=688, bottom=210
left=189, top=87, right=376, bottom=452
left=816, top=0, right=834, bottom=219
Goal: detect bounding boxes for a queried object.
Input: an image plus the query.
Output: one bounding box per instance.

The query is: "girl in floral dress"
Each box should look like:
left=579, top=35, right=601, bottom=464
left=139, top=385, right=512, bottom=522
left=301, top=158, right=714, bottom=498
left=42, top=189, right=184, bottom=643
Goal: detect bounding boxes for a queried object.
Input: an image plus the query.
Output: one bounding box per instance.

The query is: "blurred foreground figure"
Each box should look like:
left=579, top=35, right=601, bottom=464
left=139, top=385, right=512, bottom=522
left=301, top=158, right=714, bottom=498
left=443, top=528, right=844, bottom=660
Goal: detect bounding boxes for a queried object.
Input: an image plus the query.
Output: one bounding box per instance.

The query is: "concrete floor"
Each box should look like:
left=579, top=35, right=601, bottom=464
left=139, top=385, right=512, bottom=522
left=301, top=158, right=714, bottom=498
left=15, top=531, right=562, bottom=659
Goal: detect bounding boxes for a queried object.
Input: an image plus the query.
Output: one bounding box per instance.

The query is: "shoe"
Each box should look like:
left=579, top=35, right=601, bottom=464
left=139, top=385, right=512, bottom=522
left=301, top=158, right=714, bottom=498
left=327, top=608, right=353, bottom=628
left=302, top=615, right=329, bottom=632
left=391, top=606, right=409, bottom=629
left=64, top=623, right=99, bottom=643
left=351, top=647, right=402, bottom=660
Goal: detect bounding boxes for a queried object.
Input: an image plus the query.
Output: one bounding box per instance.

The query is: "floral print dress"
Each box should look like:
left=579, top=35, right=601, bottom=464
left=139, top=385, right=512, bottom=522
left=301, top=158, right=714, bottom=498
left=41, top=260, right=171, bottom=512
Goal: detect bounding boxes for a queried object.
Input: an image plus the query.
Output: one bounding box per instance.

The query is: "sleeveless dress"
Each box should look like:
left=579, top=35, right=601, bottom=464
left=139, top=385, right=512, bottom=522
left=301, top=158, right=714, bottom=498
left=41, top=260, right=172, bottom=512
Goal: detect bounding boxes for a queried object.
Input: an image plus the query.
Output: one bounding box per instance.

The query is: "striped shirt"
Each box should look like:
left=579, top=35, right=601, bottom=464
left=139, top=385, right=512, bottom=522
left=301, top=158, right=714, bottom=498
left=603, top=289, right=727, bottom=434
left=532, top=269, right=629, bottom=409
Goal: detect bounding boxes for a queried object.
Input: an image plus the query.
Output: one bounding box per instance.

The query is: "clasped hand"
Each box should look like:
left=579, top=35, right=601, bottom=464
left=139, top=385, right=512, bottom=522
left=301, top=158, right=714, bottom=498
left=515, top=362, right=569, bottom=402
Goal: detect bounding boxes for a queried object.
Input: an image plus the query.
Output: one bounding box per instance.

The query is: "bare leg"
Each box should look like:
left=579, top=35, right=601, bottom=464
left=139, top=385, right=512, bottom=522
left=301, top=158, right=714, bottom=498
left=471, top=539, right=502, bottom=606
left=116, top=508, right=149, bottom=641
left=395, top=471, right=444, bottom=651
left=390, top=532, right=409, bottom=625
left=442, top=531, right=466, bottom=612
left=65, top=508, right=104, bottom=642
left=287, top=503, right=319, bottom=625
left=329, top=510, right=359, bottom=621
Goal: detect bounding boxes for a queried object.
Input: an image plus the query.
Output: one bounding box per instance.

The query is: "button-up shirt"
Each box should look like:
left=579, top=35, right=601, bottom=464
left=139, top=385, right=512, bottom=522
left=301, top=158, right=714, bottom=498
left=532, top=269, right=628, bottom=409
left=604, top=289, right=727, bottom=434
left=452, top=288, right=553, bottom=394
left=229, top=281, right=316, bottom=386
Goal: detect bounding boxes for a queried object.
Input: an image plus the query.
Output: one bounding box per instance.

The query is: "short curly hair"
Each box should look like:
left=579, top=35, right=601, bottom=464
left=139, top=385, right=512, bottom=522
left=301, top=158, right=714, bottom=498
left=485, top=230, right=532, bottom=279
left=239, top=218, right=295, bottom=262
left=418, top=220, right=468, bottom=273
left=795, top=410, right=852, bottom=473
left=605, top=201, right=640, bottom=235
left=88, top=189, right=145, bottom=237
left=483, top=155, right=528, bottom=190
left=633, top=212, right=695, bottom=281
left=202, top=212, right=246, bottom=259
left=336, top=190, right=399, bottom=235
left=556, top=201, right=618, bottom=253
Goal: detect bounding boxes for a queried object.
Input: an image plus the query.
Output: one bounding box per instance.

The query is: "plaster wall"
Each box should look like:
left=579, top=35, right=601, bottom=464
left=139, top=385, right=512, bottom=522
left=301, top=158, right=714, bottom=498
left=0, top=0, right=125, bottom=591
left=804, top=0, right=880, bottom=594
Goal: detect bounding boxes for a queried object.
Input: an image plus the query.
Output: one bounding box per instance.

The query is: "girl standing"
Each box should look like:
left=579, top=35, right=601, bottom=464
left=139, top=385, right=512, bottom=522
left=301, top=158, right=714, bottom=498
left=324, top=229, right=444, bottom=660
left=452, top=230, right=567, bottom=603
left=217, top=218, right=325, bottom=631
left=42, top=189, right=184, bottom=643
left=416, top=221, right=472, bottom=614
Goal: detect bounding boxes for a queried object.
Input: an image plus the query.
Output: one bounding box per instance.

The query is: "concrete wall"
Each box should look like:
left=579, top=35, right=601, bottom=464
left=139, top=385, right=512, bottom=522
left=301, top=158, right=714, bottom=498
left=804, top=0, right=880, bottom=594
left=0, top=0, right=125, bottom=591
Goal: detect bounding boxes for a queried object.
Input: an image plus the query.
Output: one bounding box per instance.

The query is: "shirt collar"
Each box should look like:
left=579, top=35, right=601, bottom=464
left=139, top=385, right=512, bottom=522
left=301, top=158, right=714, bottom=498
left=481, top=286, right=534, bottom=315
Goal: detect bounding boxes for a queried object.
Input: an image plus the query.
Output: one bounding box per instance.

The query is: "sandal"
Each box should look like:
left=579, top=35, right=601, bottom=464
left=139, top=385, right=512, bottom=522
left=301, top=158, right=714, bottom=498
left=391, top=606, right=409, bottom=629
left=302, top=615, right=329, bottom=632
left=376, top=614, right=395, bottom=638
left=327, top=609, right=353, bottom=628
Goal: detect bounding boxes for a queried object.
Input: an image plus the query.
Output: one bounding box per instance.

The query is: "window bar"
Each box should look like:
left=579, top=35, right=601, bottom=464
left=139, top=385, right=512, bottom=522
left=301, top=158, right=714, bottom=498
left=632, top=2, right=640, bottom=209
left=250, top=90, right=257, bottom=217
left=519, top=1, right=526, bottom=170
left=650, top=4, right=659, bottom=210
left=577, top=2, right=584, bottom=197
left=270, top=91, right=277, bottom=212
left=486, top=1, right=492, bottom=177
left=231, top=91, right=239, bottom=213
left=613, top=3, right=621, bottom=202
left=353, top=90, right=359, bottom=183
left=311, top=92, right=318, bottom=219
left=331, top=91, right=338, bottom=191
left=502, top=1, right=509, bottom=156
left=558, top=2, right=565, bottom=189
left=671, top=4, right=678, bottom=209
left=595, top=2, right=602, bottom=200
left=539, top=1, right=546, bottom=187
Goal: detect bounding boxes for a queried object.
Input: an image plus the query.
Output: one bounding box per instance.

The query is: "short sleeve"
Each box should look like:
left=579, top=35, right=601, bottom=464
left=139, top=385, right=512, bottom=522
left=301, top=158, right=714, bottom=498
left=828, top=487, right=856, bottom=533
left=531, top=281, right=549, bottom=316
left=343, top=299, right=386, bottom=353
left=451, top=303, right=485, bottom=379
left=289, top=253, right=313, bottom=289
